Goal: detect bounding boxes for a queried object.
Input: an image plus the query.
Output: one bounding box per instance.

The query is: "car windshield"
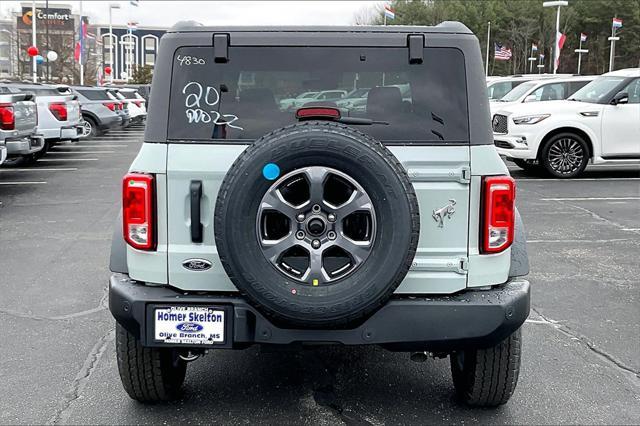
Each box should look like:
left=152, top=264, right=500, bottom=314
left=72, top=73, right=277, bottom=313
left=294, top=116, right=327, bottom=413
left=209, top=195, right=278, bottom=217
left=499, top=81, right=537, bottom=102
left=344, top=88, right=369, bottom=98
left=296, top=91, right=317, bottom=99
left=487, top=81, right=518, bottom=100
left=569, top=76, right=627, bottom=103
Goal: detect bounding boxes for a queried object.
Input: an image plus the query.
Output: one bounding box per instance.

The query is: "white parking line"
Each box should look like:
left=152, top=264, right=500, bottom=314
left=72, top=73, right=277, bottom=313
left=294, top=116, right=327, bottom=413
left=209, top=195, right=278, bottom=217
left=0, top=181, right=47, bottom=185
left=528, top=238, right=632, bottom=243
left=54, top=144, right=128, bottom=148
left=46, top=150, right=115, bottom=154
left=622, top=228, right=640, bottom=231
left=0, top=167, right=77, bottom=172
left=540, top=197, right=640, bottom=201
left=86, top=139, right=140, bottom=143
left=38, top=158, right=99, bottom=162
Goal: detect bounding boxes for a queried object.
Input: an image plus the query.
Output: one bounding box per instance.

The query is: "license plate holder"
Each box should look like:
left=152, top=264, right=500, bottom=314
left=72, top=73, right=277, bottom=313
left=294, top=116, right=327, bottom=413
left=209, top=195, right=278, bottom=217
left=149, top=304, right=232, bottom=347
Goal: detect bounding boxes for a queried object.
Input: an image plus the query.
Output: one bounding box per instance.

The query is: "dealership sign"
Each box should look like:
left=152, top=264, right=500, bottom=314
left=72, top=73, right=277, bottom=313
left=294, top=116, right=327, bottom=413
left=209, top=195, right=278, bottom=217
left=18, top=7, right=74, bottom=30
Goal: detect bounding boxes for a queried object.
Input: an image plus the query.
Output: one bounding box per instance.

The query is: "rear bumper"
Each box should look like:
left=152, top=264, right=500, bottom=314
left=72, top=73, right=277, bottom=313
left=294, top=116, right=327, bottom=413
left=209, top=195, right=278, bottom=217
left=60, top=124, right=83, bottom=140
left=98, top=115, right=122, bottom=131
left=109, top=274, right=530, bottom=352
left=5, top=135, right=45, bottom=155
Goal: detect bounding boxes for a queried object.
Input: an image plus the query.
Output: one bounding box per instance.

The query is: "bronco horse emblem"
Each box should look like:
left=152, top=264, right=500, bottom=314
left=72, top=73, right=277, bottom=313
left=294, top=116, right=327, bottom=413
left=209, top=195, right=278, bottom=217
left=432, top=199, right=456, bottom=228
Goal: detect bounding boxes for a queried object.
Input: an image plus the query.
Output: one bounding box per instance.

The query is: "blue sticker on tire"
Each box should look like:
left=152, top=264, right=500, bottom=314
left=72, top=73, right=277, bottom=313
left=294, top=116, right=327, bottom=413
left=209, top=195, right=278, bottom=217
left=262, top=163, right=280, bottom=181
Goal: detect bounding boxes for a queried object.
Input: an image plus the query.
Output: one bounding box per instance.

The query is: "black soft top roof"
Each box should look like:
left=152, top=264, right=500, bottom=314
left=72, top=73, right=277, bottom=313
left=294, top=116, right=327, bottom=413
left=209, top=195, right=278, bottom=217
left=168, top=21, right=472, bottom=35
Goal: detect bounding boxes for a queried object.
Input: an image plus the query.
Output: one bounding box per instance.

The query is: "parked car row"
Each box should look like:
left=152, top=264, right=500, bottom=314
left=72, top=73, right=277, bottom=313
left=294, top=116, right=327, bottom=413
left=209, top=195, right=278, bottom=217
left=490, top=69, right=640, bottom=178
left=0, top=83, right=147, bottom=166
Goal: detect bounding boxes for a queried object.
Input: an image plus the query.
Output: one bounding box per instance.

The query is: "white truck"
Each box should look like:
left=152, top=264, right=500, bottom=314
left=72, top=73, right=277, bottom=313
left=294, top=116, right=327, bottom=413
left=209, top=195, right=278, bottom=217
left=0, top=90, right=43, bottom=165
left=1, top=83, right=83, bottom=161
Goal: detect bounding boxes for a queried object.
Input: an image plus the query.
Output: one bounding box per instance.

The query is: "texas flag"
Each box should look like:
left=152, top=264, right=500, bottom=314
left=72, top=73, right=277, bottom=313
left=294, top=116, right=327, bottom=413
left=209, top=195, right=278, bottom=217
left=612, top=18, right=623, bottom=29
left=384, top=4, right=395, bottom=20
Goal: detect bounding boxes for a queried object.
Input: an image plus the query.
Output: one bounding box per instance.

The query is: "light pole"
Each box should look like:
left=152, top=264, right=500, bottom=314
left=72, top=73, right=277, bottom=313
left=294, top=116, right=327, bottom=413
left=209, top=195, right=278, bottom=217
left=485, top=21, right=491, bottom=76
left=543, top=1, right=568, bottom=74
left=32, top=0, right=37, bottom=83
left=108, top=3, right=121, bottom=84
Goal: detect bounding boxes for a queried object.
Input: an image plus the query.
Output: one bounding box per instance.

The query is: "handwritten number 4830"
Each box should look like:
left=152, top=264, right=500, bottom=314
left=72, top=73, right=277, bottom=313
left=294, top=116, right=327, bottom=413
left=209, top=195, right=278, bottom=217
left=177, top=55, right=205, bottom=66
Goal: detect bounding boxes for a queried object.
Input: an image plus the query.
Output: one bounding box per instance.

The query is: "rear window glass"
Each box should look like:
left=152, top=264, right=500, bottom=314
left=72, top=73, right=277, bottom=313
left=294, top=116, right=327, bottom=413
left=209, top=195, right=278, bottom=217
left=168, top=46, right=469, bottom=143
left=17, top=87, right=60, bottom=96
left=77, top=89, right=110, bottom=100
left=119, top=91, right=138, bottom=99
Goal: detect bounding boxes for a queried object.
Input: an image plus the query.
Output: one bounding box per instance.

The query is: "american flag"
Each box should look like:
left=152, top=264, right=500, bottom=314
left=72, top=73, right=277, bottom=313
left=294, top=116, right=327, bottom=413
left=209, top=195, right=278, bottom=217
left=494, top=43, right=512, bottom=61
left=580, top=33, right=587, bottom=42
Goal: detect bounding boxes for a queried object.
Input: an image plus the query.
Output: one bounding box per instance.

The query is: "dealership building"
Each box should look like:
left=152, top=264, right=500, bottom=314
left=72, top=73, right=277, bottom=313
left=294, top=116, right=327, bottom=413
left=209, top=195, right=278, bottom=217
left=0, top=3, right=167, bottom=83
left=96, top=25, right=166, bottom=81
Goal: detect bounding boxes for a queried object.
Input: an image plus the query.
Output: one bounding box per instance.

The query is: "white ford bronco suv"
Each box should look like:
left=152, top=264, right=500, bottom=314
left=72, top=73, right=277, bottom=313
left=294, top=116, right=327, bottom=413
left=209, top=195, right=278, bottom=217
left=109, top=22, right=530, bottom=406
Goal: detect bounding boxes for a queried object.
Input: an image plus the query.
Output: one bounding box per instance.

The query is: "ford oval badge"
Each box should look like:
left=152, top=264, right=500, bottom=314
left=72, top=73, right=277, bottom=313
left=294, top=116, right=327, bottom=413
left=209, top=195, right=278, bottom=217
left=176, top=322, right=204, bottom=333
left=182, top=258, right=212, bottom=271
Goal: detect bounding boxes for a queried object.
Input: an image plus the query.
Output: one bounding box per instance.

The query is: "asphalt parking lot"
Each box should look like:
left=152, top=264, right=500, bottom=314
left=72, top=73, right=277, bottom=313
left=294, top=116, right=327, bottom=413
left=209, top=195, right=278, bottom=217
left=0, top=126, right=638, bottom=425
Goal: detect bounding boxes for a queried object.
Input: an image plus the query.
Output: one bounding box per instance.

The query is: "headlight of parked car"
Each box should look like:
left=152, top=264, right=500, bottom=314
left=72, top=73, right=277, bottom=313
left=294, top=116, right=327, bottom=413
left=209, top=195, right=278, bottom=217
left=512, top=114, right=550, bottom=125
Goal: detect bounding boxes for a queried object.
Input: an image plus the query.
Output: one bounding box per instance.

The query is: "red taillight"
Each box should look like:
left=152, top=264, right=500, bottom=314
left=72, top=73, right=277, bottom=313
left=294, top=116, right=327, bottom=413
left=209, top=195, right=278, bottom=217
left=103, top=102, right=115, bottom=111
left=0, top=103, right=15, bottom=130
left=134, top=100, right=142, bottom=108
left=481, top=176, right=515, bottom=254
left=123, top=173, right=155, bottom=251
left=295, top=107, right=341, bottom=120
left=48, top=102, right=67, bottom=121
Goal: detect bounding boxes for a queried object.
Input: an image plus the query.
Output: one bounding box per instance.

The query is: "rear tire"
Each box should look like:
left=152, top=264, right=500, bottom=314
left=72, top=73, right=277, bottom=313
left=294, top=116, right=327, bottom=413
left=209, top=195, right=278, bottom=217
left=450, top=328, right=522, bottom=407
left=82, top=116, right=100, bottom=138
left=115, top=323, right=187, bottom=402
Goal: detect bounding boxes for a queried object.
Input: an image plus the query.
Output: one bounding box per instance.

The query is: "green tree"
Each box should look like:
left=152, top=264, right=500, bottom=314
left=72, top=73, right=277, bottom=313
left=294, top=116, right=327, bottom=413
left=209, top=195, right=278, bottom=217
left=358, top=0, right=640, bottom=75
left=131, top=64, right=153, bottom=84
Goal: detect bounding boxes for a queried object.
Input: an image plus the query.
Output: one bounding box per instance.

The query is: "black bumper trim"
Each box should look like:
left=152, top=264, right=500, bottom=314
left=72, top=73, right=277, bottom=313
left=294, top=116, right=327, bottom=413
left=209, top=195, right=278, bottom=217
left=109, top=274, right=530, bottom=351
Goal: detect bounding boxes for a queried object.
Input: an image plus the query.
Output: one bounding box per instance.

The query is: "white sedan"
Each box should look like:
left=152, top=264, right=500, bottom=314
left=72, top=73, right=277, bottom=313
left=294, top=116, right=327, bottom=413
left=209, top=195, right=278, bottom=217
left=492, top=68, right=640, bottom=178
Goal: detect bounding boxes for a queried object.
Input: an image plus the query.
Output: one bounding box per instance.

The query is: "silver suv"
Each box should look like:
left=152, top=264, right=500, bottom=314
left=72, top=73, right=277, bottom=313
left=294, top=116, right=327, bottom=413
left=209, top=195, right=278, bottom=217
left=109, top=23, right=530, bottom=406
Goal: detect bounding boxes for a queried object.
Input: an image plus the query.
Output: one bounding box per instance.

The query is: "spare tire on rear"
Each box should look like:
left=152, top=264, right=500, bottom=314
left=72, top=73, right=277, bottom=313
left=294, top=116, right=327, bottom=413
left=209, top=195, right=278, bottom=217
left=214, top=121, right=419, bottom=328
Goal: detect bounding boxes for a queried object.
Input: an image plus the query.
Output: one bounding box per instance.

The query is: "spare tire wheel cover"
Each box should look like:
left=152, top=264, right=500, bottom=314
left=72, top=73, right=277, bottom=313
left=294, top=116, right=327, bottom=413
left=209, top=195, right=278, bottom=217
left=214, top=121, right=419, bottom=328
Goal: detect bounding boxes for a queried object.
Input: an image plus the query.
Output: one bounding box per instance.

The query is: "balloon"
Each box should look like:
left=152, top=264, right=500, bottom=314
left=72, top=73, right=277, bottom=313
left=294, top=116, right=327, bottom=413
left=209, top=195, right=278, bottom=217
left=27, top=46, right=39, bottom=57
left=35, top=55, right=44, bottom=64
left=104, top=66, right=112, bottom=75
left=46, top=51, right=58, bottom=61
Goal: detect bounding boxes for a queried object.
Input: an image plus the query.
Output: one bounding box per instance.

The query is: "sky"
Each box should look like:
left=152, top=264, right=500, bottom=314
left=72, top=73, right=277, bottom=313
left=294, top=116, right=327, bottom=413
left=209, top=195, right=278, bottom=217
left=0, top=1, right=381, bottom=27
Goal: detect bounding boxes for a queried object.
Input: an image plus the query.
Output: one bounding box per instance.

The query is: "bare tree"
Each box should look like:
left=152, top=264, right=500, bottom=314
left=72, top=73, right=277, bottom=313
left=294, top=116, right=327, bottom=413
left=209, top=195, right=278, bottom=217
left=352, top=4, right=382, bottom=25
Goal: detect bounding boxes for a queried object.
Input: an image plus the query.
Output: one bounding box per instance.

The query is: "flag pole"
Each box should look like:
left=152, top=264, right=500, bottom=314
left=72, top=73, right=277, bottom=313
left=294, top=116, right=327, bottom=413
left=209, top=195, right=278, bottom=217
left=32, top=0, right=37, bottom=83
left=79, top=0, right=84, bottom=85
left=577, top=37, right=582, bottom=74
left=608, top=18, right=618, bottom=72
left=485, top=21, right=490, bottom=76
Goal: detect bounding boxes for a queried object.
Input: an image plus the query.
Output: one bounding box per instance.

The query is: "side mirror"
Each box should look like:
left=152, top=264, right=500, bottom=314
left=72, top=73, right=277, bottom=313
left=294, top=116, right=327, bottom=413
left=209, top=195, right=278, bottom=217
left=523, top=95, right=537, bottom=103
left=611, top=91, right=629, bottom=105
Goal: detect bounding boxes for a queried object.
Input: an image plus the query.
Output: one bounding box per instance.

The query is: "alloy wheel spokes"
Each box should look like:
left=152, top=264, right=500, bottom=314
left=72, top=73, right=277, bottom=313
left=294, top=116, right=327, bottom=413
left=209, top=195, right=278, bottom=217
left=548, top=138, right=584, bottom=174
left=257, top=166, right=376, bottom=285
